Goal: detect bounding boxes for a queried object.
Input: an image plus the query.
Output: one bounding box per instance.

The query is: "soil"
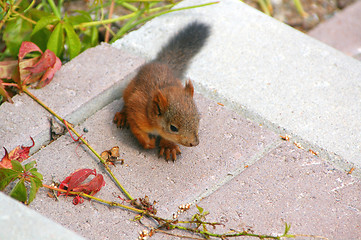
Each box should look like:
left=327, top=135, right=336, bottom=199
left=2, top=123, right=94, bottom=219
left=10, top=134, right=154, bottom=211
left=63, top=0, right=359, bottom=34
left=243, top=0, right=358, bottom=32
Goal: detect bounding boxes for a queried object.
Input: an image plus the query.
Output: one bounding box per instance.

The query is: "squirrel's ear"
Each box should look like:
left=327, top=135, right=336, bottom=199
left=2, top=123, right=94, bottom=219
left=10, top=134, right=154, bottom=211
left=153, top=90, right=168, bottom=116
left=185, top=80, right=194, bottom=97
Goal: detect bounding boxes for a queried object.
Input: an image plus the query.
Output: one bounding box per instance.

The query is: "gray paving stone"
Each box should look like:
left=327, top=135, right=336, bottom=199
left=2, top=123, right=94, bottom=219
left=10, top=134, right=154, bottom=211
left=0, top=43, right=144, bottom=154
left=113, top=0, right=361, bottom=176
left=174, top=142, right=361, bottom=240
left=26, top=94, right=279, bottom=239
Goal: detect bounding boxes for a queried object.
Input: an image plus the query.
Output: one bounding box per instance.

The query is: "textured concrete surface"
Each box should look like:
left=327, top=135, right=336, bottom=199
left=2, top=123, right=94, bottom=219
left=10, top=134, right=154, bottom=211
left=1, top=0, right=361, bottom=239
left=0, top=192, right=85, bottom=240
left=0, top=43, right=144, bottom=154
left=309, top=0, right=361, bottom=60
left=113, top=0, right=361, bottom=175
left=27, top=94, right=280, bottom=239
left=177, top=142, right=361, bottom=239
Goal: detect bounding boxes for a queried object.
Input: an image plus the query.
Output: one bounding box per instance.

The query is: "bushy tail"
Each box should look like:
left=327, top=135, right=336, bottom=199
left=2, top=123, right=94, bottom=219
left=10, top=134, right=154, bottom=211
left=154, top=21, right=210, bottom=79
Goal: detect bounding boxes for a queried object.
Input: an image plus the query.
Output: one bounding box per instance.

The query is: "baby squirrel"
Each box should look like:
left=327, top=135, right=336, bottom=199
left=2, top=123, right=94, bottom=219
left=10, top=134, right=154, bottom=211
left=114, top=21, right=210, bottom=161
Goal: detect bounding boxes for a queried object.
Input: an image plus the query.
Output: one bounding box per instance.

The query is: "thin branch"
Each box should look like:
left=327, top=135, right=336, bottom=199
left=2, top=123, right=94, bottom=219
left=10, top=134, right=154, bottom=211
left=43, top=184, right=140, bottom=213
left=155, top=228, right=205, bottom=240
left=23, top=87, right=134, bottom=200
left=104, top=0, right=115, bottom=43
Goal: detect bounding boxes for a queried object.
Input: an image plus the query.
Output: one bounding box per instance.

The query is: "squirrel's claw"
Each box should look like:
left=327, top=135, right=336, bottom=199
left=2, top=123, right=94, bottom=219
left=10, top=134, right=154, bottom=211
left=114, top=111, right=128, bottom=128
left=159, top=139, right=181, bottom=161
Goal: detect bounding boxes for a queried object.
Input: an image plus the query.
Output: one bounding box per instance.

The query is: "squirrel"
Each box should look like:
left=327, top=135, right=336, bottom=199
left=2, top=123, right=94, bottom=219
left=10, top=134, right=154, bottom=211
left=114, top=21, right=210, bottom=161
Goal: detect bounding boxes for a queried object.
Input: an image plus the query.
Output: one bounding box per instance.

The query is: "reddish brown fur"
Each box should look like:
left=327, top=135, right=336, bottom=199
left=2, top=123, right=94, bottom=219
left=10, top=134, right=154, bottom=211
left=114, top=63, right=199, bottom=160
left=114, top=22, right=210, bottom=161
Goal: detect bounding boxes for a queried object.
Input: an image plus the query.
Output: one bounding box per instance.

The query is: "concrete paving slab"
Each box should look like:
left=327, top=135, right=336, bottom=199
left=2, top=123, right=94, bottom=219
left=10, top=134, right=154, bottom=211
left=174, top=141, right=361, bottom=240
left=26, top=94, right=279, bottom=239
left=0, top=43, right=144, bottom=154
left=309, top=0, right=361, bottom=60
left=113, top=0, right=361, bottom=176
left=1, top=0, right=361, bottom=239
left=0, top=192, right=85, bottom=240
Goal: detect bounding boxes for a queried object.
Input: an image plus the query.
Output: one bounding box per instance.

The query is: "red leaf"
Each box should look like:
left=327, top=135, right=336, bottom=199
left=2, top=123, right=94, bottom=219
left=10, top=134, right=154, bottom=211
left=58, top=168, right=96, bottom=196
left=18, top=42, right=42, bottom=60
left=0, top=59, right=18, bottom=79
left=0, top=148, right=12, bottom=169
left=11, top=42, right=62, bottom=90
left=8, top=137, right=35, bottom=162
left=0, top=80, right=14, bottom=103
left=36, top=56, right=61, bottom=88
left=25, top=49, right=56, bottom=74
left=73, top=195, right=84, bottom=205
left=0, top=137, right=35, bottom=169
left=18, top=56, right=41, bottom=85
left=72, top=174, right=105, bottom=196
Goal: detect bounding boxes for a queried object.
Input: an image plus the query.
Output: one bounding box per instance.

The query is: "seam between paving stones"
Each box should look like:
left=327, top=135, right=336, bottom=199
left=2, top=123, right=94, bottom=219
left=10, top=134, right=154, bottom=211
left=28, top=70, right=137, bottom=156
left=184, top=140, right=284, bottom=210
left=195, top=82, right=361, bottom=178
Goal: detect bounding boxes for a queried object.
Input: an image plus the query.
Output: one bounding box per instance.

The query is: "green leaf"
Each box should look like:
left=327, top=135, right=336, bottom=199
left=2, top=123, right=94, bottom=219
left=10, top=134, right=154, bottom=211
left=10, top=179, right=27, bottom=203
left=3, top=18, right=32, bottom=57
left=31, top=28, right=51, bottom=52
left=47, top=22, right=64, bottom=57
left=110, top=9, right=145, bottom=43
left=0, top=168, right=19, bottom=190
left=32, top=15, right=60, bottom=36
left=29, top=168, right=43, bottom=180
left=28, top=176, right=42, bottom=204
left=63, top=22, right=81, bottom=59
left=11, top=160, right=24, bottom=173
left=66, top=11, right=92, bottom=25
left=196, top=204, right=204, bottom=214
left=27, top=9, right=52, bottom=21
left=24, top=161, right=36, bottom=171
left=82, top=26, right=98, bottom=51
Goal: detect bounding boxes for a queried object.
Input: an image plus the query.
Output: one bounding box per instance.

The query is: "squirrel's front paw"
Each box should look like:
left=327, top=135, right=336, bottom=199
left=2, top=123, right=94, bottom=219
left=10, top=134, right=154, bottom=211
left=159, top=139, right=181, bottom=161
left=143, top=137, right=156, bottom=149
left=113, top=111, right=128, bottom=128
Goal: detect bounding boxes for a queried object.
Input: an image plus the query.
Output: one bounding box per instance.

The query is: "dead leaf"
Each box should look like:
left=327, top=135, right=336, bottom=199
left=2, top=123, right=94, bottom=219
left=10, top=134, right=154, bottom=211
left=101, top=146, right=123, bottom=166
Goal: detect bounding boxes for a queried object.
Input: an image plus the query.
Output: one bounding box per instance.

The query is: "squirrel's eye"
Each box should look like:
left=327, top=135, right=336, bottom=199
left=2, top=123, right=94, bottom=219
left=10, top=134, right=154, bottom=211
left=170, top=124, right=178, bottom=133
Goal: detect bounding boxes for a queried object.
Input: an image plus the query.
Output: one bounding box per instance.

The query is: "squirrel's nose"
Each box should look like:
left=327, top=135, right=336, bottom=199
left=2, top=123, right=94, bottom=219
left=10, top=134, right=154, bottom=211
left=189, top=136, right=199, bottom=147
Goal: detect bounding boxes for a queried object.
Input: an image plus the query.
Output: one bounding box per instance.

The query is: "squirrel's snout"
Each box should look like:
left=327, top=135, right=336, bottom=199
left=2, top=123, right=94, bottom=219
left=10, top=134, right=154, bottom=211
left=180, top=135, right=199, bottom=147
left=189, top=137, right=199, bottom=147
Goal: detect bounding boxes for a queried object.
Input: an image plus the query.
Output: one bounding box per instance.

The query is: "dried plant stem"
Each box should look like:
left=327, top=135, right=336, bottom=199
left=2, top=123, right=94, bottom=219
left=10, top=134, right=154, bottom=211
left=168, top=224, right=286, bottom=239
left=43, top=184, right=140, bottom=213
left=155, top=229, right=205, bottom=240
left=104, top=0, right=115, bottom=43
left=43, top=184, right=300, bottom=240
left=23, top=87, right=133, bottom=200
